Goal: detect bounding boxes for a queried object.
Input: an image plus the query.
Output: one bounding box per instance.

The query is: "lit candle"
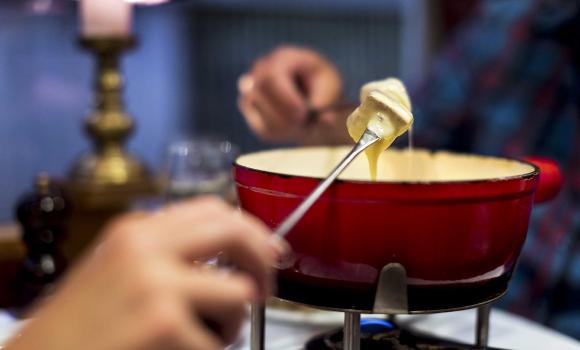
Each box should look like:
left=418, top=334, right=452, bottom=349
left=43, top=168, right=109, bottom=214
left=80, top=0, right=132, bottom=38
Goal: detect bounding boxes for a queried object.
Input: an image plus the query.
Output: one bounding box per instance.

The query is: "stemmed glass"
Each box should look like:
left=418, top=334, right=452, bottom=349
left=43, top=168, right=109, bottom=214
left=161, top=137, right=240, bottom=204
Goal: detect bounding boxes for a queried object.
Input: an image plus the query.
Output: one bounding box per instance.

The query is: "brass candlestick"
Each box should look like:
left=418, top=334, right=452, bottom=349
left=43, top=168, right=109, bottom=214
left=70, top=37, right=152, bottom=191
left=64, top=37, right=157, bottom=260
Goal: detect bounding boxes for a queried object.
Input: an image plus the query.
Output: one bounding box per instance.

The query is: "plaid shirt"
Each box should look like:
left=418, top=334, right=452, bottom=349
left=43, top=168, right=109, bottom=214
left=408, top=0, right=580, bottom=339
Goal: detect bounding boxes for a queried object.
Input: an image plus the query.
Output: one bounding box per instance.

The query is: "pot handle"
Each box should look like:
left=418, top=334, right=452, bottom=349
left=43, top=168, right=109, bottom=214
left=524, top=157, right=563, bottom=203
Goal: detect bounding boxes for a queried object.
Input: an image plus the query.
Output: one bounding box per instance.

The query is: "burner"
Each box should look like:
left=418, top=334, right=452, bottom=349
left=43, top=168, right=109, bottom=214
left=305, top=318, right=509, bottom=350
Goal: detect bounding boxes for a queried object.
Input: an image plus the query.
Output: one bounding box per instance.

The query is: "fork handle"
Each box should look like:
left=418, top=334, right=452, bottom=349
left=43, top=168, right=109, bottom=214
left=273, top=129, right=379, bottom=237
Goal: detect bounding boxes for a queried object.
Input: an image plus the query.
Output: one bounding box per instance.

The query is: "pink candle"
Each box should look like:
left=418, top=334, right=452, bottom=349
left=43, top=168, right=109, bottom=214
left=80, top=0, right=132, bottom=38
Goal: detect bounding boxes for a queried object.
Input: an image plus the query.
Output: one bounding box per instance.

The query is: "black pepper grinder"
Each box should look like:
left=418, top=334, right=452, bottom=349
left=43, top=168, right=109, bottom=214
left=14, top=173, right=69, bottom=308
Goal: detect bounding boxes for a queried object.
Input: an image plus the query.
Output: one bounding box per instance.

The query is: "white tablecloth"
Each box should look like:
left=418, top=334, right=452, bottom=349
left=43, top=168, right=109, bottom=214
left=2, top=308, right=579, bottom=349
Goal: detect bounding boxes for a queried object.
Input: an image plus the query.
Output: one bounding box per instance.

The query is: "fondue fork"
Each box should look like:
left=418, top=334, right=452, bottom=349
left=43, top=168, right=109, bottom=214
left=277, top=90, right=412, bottom=237
left=273, top=128, right=380, bottom=237
left=251, top=129, right=379, bottom=350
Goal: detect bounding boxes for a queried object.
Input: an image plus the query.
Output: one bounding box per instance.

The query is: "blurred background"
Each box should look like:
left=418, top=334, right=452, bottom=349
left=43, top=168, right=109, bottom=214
left=0, top=0, right=460, bottom=222
left=1, top=0, right=579, bottom=341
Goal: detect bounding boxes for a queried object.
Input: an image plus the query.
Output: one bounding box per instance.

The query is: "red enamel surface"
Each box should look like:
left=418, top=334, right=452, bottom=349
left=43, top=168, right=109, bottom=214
left=524, top=157, right=563, bottom=203
left=234, top=153, right=550, bottom=310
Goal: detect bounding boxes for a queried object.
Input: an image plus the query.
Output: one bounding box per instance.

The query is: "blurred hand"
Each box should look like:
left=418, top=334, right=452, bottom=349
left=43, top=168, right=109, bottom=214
left=238, top=46, right=351, bottom=145
left=6, top=197, right=282, bottom=350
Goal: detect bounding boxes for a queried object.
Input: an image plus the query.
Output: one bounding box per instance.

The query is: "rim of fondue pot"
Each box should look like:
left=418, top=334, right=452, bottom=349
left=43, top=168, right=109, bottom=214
left=234, top=147, right=541, bottom=313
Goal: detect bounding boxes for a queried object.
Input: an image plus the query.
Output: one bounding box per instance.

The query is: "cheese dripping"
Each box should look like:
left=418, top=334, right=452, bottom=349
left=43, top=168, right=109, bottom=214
left=346, top=78, right=413, bottom=180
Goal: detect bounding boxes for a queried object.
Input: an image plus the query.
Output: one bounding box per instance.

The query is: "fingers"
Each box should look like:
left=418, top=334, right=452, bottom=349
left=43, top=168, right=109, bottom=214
left=150, top=197, right=281, bottom=297
left=182, top=320, right=224, bottom=350
left=249, top=88, right=294, bottom=133
left=237, top=92, right=268, bottom=138
left=239, top=90, right=300, bottom=143
left=252, top=58, right=307, bottom=122
left=306, top=65, right=343, bottom=115
left=177, top=219, right=274, bottom=297
left=239, top=63, right=306, bottom=142
left=103, top=196, right=281, bottom=299
left=238, top=45, right=343, bottom=143
left=145, top=302, right=224, bottom=350
left=184, top=270, right=254, bottom=345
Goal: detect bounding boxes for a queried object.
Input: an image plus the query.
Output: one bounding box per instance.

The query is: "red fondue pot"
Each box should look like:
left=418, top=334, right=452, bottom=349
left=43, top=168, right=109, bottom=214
left=234, top=147, right=562, bottom=313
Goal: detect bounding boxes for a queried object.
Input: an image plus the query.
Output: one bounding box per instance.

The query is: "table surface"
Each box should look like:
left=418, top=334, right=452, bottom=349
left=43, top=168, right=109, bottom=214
left=3, top=307, right=577, bottom=349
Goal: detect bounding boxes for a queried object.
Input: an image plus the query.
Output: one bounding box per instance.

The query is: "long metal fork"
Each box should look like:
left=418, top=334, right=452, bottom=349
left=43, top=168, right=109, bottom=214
left=273, top=128, right=380, bottom=237
left=250, top=129, right=380, bottom=350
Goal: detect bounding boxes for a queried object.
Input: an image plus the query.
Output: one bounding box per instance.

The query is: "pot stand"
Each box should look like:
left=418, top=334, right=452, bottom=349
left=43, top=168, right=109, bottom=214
left=250, top=262, right=493, bottom=350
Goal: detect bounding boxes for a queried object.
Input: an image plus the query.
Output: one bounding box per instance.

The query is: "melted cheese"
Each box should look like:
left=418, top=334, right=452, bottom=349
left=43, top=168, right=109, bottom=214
left=360, top=78, right=412, bottom=112
left=237, top=147, right=535, bottom=182
left=346, top=78, right=413, bottom=179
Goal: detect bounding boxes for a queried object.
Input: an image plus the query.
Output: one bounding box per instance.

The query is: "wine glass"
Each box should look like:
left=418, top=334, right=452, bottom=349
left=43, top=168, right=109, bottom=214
left=161, top=137, right=240, bottom=204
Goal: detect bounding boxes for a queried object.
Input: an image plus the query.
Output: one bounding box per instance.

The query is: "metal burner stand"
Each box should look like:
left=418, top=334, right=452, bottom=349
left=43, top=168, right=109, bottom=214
left=251, top=263, right=493, bottom=350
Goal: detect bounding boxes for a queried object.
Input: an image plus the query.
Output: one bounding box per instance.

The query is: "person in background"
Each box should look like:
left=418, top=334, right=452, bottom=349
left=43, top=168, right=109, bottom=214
left=5, top=197, right=282, bottom=350
left=238, top=0, right=580, bottom=339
